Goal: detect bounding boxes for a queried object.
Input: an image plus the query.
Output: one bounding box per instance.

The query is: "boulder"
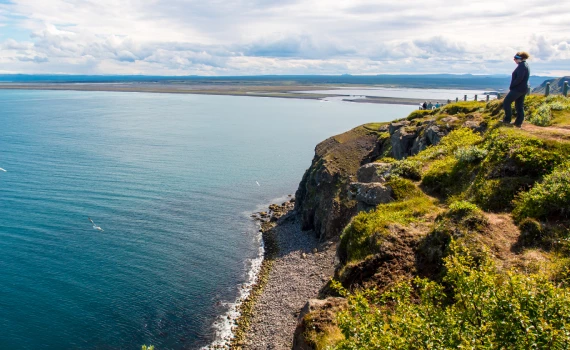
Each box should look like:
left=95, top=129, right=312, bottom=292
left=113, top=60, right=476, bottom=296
left=349, top=182, right=393, bottom=212
left=391, top=127, right=418, bottom=159
left=463, top=120, right=488, bottom=133
left=388, top=120, right=410, bottom=135
left=426, top=125, right=446, bottom=146
left=295, top=125, right=390, bottom=239
left=356, top=162, right=393, bottom=183
left=292, top=297, right=348, bottom=350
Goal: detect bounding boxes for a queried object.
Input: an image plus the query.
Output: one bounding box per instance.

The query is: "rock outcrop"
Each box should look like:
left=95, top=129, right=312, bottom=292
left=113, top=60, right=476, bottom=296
left=294, top=125, right=390, bottom=239
left=292, top=297, right=348, bottom=349
left=294, top=112, right=488, bottom=242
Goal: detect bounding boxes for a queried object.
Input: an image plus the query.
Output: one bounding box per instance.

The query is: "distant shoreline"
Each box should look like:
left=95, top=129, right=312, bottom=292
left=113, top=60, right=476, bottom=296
left=0, top=83, right=432, bottom=106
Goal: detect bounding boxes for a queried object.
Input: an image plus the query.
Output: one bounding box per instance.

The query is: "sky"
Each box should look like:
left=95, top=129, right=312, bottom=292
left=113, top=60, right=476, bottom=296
left=0, top=0, right=569, bottom=76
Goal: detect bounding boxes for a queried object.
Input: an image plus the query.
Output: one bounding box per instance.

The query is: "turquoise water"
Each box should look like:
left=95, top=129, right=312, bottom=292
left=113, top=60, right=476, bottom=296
left=0, top=90, right=415, bottom=349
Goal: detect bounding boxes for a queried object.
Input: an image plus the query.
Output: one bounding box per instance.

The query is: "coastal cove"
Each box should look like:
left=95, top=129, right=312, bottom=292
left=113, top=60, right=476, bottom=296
left=0, top=90, right=416, bottom=349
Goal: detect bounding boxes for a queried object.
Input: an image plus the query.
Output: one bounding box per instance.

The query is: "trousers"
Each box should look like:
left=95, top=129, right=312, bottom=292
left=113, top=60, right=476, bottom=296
left=503, top=90, right=526, bottom=126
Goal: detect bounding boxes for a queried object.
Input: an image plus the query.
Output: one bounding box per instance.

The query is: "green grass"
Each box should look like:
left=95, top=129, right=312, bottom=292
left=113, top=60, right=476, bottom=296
left=340, top=193, right=435, bottom=262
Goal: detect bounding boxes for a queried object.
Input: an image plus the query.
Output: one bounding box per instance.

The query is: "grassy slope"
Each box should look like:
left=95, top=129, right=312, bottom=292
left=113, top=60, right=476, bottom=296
left=303, top=96, right=570, bottom=349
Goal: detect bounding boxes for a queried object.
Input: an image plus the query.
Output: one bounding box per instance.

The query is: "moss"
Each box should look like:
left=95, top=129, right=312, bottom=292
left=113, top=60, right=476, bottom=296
left=363, top=122, right=389, bottom=131
left=440, top=101, right=486, bottom=115
left=406, top=109, right=433, bottom=121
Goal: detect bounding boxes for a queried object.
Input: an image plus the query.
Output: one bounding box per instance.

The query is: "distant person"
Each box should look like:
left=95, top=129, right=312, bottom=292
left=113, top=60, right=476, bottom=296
left=503, top=51, right=530, bottom=127
left=422, top=101, right=427, bottom=110
left=435, top=102, right=440, bottom=108
left=427, top=101, right=433, bottom=110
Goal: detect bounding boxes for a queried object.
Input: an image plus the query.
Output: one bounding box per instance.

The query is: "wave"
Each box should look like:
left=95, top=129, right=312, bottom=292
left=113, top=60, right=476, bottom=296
left=203, top=220, right=265, bottom=349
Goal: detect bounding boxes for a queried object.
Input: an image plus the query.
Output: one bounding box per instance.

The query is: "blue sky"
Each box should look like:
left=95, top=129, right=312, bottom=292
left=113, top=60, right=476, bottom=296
left=1, top=0, right=569, bottom=76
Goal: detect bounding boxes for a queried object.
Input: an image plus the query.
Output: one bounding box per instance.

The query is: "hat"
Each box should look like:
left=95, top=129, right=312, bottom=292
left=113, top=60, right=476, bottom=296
left=514, top=54, right=522, bottom=59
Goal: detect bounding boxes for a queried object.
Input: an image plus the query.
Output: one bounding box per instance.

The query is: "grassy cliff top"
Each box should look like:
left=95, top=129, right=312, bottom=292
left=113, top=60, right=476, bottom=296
left=302, top=95, right=570, bottom=349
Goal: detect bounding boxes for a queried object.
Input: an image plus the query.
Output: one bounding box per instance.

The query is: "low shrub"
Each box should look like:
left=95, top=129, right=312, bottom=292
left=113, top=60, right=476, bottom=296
left=417, top=202, right=488, bottom=276
left=518, top=218, right=544, bottom=246
left=454, top=145, right=488, bottom=164
left=513, top=162, right=570, bottom=220
left=335, top=243, right=570, bottom=349
left=470, top=176, right=533, bottom=212
left=391, top=159, right=422, bottom=180
left=529, top=104, right=553, bottom=126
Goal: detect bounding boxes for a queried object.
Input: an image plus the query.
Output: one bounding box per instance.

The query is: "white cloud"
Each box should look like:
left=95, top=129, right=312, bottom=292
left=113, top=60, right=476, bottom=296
left=0, top=0, right=569, bottom=75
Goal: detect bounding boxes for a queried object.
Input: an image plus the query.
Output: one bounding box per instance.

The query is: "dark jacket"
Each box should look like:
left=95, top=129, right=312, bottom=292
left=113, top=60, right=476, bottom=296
left=510, top=61, right=530, bottom=93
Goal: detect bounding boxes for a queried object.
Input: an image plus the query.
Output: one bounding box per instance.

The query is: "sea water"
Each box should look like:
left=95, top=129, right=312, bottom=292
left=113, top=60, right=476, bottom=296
left=0, top=90, right=415, bottom=349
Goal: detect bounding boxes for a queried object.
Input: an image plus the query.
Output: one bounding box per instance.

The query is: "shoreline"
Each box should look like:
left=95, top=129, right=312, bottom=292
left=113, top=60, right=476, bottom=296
left=205, top=198, right=297, bottom=349
left=0, top=83, right=427, bottom=106
left=229, top=200, right=337, bottom=349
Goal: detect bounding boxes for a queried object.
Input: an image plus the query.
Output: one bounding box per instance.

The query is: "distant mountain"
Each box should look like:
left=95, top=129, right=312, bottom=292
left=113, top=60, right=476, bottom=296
left=0, top=74, right=553, bottom=91
left=533, top=76, right=570, bottom=94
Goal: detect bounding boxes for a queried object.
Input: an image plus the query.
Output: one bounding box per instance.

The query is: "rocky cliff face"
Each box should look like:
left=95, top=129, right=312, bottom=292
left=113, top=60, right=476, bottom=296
left=294, top=125, right=389, bottom=239
left=295, top=112, right=487, bottom=240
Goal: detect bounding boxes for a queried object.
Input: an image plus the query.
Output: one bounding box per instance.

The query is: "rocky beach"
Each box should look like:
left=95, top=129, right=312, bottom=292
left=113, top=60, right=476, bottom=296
left=226, top=199, right=336, bottom=349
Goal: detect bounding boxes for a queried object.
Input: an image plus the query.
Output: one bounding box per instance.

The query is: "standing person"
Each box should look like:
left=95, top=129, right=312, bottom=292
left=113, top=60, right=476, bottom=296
left=427, top=101, right=433, bottom=110
left=435, top=102, right=440, bottom=108
left=503, top=52, right=530, bottom=127
left=422, top=101, right=427, bottom=110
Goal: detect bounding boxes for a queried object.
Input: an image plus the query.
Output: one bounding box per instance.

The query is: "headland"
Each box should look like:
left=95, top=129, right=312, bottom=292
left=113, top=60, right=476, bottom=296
left=232, top=95, right=570, bottom=348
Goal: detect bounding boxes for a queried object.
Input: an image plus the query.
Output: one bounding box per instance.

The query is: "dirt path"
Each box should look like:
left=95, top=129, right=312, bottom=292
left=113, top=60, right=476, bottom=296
left=520, top=123, right=570, bottom=141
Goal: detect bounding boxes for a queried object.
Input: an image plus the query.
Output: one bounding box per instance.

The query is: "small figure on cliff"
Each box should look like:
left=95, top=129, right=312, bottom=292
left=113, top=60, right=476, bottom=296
left=427, top=101, right=433, bottom=110
left=435, top=102, right=440, bottom=108
left=422, top=101, right=427, bottom=110
left=503, top=52, right=530, bottom=127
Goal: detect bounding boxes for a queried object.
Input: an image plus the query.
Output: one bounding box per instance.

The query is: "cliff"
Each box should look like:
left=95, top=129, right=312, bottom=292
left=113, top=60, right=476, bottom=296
left=291, top=96, right=570, bottom=349
left=295, top=102, right=488, bottom=241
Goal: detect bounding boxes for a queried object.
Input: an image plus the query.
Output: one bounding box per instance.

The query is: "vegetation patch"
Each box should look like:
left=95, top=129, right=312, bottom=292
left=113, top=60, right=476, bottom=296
left=440, top=101, right=485, bottom=115
left=386, top=177, right=423, bottom=200
left=415, top=128, right=483, bottom=162
left=335, top=244, right=570, bottom=349
left=524, top=95, right=570, bottom=126
left=406, top=109, right=433, bottom=121
left=513, top=161, right=570, bottom=221
left=417, top=201, right=488, bottom=275
left=340, top=194, right=435, bottom=263
left=390, top=159, right=422, bottom=180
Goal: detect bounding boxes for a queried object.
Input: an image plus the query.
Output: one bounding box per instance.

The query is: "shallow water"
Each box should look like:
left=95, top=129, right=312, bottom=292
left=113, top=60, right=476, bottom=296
left=299, top=87, right=498, bottom=102
left=0, top=90, right=415, bottom=349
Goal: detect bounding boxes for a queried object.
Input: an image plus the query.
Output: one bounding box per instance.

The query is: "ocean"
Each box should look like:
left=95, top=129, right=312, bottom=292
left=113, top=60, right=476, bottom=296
left=0, top=90, right=415, bottom=349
